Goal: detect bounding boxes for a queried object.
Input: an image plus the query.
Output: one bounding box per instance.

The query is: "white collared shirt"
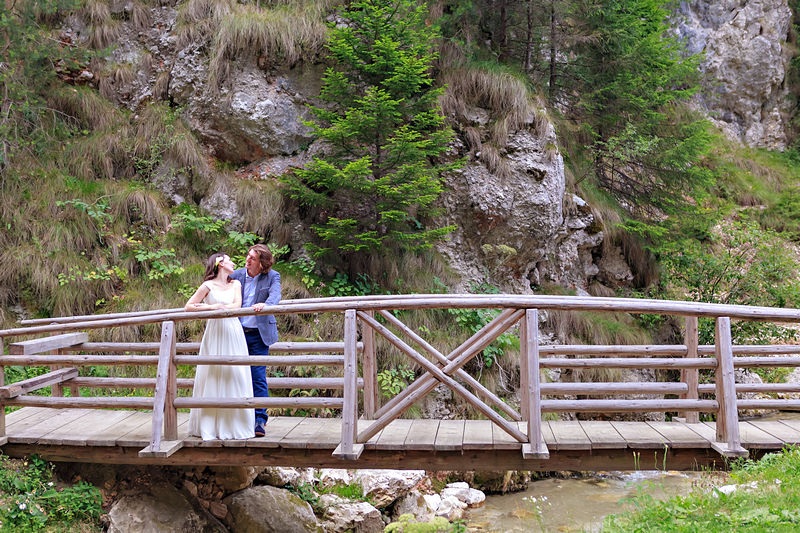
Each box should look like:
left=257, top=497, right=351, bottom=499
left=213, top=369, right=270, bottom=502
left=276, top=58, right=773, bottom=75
left=240, top=273, right=259, bottom=329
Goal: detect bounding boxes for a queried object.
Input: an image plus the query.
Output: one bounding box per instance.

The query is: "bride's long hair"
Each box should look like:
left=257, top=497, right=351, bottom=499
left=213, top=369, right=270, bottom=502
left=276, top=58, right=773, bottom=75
left=202, top=252, right=227, bottom=281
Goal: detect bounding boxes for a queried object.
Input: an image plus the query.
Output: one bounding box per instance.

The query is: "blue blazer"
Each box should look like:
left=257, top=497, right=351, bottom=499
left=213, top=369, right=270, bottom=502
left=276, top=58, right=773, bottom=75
left=230, top=267, right=281, bottom=346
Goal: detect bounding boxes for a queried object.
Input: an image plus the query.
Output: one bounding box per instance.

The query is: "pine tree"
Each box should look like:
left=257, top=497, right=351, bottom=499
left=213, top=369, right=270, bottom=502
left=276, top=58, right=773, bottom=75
left=566, top=0, right=712, bottom=213
left=281, top=0, right=457, bottom=270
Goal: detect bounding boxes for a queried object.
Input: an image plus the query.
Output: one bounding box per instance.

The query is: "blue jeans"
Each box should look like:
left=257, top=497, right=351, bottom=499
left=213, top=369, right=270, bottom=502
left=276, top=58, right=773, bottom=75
left=244, top=329, right=269, bottom=424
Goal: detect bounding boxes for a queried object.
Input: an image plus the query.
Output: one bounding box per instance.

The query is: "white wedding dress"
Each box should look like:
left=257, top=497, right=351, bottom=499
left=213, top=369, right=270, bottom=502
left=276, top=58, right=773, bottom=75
left=188, top=284, right=255, bottom=440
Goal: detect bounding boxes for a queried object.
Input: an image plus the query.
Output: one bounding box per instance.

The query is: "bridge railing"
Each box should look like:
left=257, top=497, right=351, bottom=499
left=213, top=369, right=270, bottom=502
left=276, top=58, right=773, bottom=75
left=0, top=325, right=362, bottom=456
left=2, top=294, right=800, bottom=459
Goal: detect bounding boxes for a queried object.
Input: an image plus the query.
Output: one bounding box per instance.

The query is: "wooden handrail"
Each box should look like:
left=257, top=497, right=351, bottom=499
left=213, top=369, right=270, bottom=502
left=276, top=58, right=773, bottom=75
left=6, top=294, right=800, bottom=461
left=6, top=293, right=800, bottom=338
left=66, top=376, right=363, bottom=390
left=58, top=341, right=360, bottom=353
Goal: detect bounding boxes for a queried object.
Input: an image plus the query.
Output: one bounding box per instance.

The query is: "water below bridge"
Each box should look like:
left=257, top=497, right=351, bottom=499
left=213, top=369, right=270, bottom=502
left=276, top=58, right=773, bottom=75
left=466, top=411, right=800, bottom=532
left=465, top=469, right=700, bottom=532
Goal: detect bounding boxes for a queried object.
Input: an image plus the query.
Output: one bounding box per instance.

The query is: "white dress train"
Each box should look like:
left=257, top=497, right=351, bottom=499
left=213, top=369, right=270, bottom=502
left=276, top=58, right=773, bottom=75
left=188, top=284, right=255, bottom=440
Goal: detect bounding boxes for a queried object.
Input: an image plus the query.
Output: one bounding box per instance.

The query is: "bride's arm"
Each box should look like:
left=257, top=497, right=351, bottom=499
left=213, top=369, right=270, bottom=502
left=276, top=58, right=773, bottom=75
left=185, top=282, right=220, bottom=311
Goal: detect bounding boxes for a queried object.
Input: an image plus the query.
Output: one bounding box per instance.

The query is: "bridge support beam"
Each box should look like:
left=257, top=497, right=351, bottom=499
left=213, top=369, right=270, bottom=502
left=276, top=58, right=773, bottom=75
left=521, top=309, right=548, bottom=459
left=0, top=337, right=5, bottom=445
left=333, top=310, right=363, bottom=460
left=679, top=316, right=700, bottom=424
left=141, top=320, right=179, bottom=458
left=712, top=317, right=747, bottom=457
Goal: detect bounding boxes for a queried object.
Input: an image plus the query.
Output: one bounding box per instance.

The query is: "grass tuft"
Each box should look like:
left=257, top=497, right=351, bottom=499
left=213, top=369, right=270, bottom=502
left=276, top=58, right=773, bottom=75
left=98, top=63, right=136, bottom=102
left=112, top=186, right=169, bottom=230
left=208, top=4, right=329, bottom=88
left=65, top=126, right=134, bottom=181
left=128, top=0, right=152, bottom=30
left=604, top=446, right=800, bottom=532
left=440, top=63, right=539, bottom=158
left=48, top=85, right=122, bottom=131
left=235, top=179, right=287, bottom=237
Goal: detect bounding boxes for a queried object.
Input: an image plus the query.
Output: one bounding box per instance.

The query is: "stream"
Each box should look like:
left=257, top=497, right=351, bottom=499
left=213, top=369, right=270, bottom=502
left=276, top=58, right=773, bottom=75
left=466, top=411, right=800, bottom=531
left=464, top=469, right=703, bottom=532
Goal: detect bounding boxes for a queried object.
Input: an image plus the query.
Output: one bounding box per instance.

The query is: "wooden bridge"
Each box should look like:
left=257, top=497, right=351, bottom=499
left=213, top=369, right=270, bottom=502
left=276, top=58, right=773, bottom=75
left=2, top=294, right=800, bottom=472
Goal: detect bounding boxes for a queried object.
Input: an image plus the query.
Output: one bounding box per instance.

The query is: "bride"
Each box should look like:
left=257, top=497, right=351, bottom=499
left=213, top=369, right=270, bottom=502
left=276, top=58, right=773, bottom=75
left=184, top=253, right=255, bottom=440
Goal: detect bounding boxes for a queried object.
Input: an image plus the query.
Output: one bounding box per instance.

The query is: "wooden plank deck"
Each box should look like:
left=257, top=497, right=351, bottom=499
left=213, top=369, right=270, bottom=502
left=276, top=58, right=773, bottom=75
left=2, top=408, right=799, bottom=471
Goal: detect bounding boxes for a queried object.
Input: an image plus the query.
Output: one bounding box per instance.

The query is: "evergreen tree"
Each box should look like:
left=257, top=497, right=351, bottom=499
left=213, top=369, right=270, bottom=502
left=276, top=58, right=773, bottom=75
left=281, top=0, right=457, bottom=271
left=566, top=0, right=712, bottom=213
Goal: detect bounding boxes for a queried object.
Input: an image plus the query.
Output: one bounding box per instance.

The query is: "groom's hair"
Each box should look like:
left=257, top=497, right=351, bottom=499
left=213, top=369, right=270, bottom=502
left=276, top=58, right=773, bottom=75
left=250, top=244, right=275, bottom=272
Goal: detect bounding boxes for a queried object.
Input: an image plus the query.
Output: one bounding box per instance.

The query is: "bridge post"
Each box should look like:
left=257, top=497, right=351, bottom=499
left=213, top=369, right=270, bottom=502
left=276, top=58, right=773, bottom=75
left=50, top=348, right=64, bottom=398
left=520, top=309, right=548, bottom=459
left=0, top=337, right=5, bottom=441
left=680, top=316, right=700, bottom=423
left=140, top=320, right=180, bottom=457
left=712, top=317, right=746, bottom=457
left=361, top=311, right=378, bottom=418
left=334, top=309, right=363, bottom=459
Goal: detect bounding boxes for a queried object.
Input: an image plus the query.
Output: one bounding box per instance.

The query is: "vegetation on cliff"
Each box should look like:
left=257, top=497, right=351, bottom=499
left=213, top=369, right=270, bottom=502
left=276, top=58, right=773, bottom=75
left=280, top=0, right=459, bottom=276
left=1, top=0, right=798, bottom=329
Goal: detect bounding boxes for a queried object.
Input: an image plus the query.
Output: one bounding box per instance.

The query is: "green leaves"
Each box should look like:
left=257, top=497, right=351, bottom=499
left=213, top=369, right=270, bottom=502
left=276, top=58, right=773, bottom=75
left=0, top=0, right=90, bottom=175
left=281, top=0, right=457, bottom=271
left=0, top=454, right=102, bottom=531
left=565, top=0, right=709, bottom=212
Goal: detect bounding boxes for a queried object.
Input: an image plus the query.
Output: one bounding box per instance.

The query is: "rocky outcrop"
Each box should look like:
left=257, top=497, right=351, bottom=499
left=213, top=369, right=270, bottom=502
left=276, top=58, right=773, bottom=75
left=224, top=485, right=320, bottom=532
left=66, top=1, right=797, bottom=292
left=436, top=117, right=604, bottom=293
left=97, top=465, right=496, bottom=532
left=318, top=494, right=384, bottom=533
left=107, top=484, right=225, bottom=533
left=674, top=0, right=792, bottom=150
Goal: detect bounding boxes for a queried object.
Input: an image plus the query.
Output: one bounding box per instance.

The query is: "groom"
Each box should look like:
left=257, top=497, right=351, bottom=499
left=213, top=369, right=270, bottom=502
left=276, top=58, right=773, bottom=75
left=231, top=244, right=281, bottom=437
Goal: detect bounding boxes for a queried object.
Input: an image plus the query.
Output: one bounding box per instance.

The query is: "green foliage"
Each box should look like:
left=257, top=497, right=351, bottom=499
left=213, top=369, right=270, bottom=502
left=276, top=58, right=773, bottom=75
left=281, top=0, right=459, bottom=272
left=563, top=0, right=712, bottom=214
left=658, top=218, right=800, bottom=343
left=0, top=454, right=102, bottom=532
left=447, top=283, right=519, bottom=368
left=4, top=367, right=50, bottom=392
left=170, top=204, right=262, bottom=263
left=52, top=194, right=264, bottom=315
left=604, top=446, right=800, bottom=532
left=0, top=0, right=92, bottom=173
left=172, top=208, right=226, bottom=235
left=280, top=256, right=380, bottom=296
left=385, top=513, right=466, bottom=532
left=377, top=364, right=415, bottom=398
left=759, top=186, right=800, bottom=241
left=315, top=482, right=366, bottom=501
left=286, top=482, right=319, bottom=507
left=55, top=198, right=113, bottom=235
left=639, top=210, right=800, bottom=345
left=287, top=480, right=372, bottom=514
left=448, top=307, right=517, bottom=368
left=133, top=247, right=185, bottom=280
left=282, top=257, right=323, bottom=291
left=751, top=366, right=792, bottom=385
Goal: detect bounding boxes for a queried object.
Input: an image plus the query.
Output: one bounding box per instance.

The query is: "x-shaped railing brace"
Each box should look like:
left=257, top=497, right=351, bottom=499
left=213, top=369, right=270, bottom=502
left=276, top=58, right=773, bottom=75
left=356, top=308, right=528, bottom=444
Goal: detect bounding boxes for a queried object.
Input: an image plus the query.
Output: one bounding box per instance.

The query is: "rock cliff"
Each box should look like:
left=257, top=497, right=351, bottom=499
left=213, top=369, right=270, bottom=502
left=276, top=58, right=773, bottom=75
left=69, top=0, right=795, bottom=293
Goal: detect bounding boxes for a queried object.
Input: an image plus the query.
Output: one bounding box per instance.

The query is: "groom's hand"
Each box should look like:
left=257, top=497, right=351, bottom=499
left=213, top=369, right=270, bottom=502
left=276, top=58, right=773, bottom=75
left=253, top=303, right=266, bottom=312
